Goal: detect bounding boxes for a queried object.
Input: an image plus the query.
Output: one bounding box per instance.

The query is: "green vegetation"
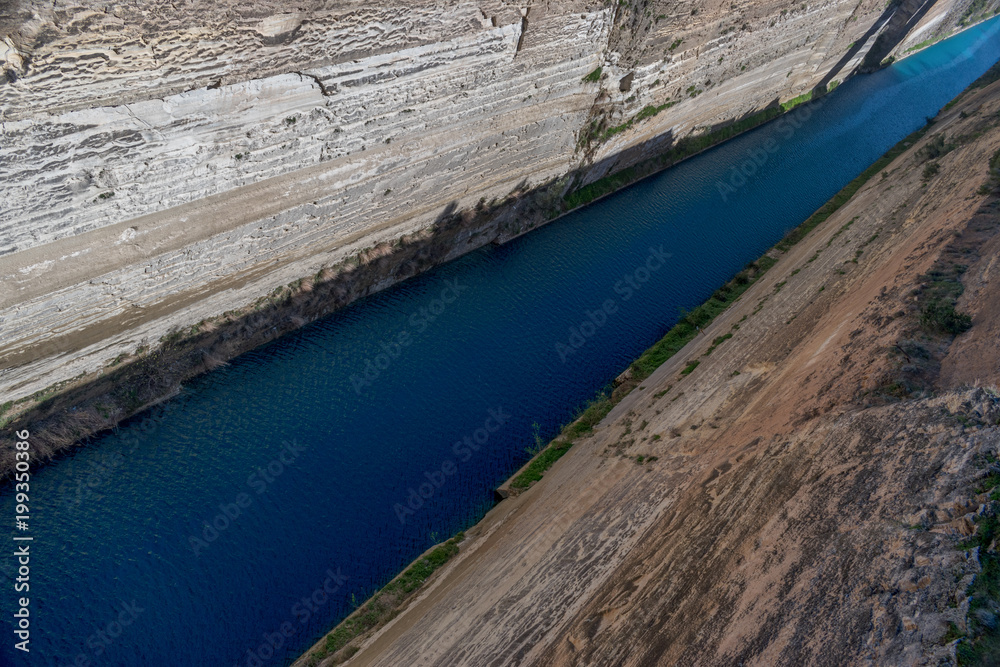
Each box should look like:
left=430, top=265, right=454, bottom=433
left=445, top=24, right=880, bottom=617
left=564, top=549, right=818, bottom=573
left=904, top=34, right=948, bottom=54
left=668, top=38, right=683, bottom=51
left=561, top=393, right=615, bottom=440
left=703, top=333, right=733, bottom=356
left=942, top=622, right=965, bottom=645
left=781, top=90, right=813, bottom=112
left=285, top=116, right=297, bottom=125
left=918, top=133, right=955, bottom=161
left=97, top=191, right=114, bottom=200
left=680, top=360, right=700, bottom=375
left=922, top=161, right=940, bottom=179
left=304, top=533, right=465, bottom=664
left=960, top=0, right=993, bottom=27
left=629, top=256, right=777, bottom=380
left=917, top=258, right=973, bottom=336
left=583, top=67, right=603, bottom=83
left=601, top=102, right=677, bottom=140
left=921, top=302, right=972, bottom=335
left=510, top=392, right=613, bottom=489
left=511, top=440, right=573, bottom=488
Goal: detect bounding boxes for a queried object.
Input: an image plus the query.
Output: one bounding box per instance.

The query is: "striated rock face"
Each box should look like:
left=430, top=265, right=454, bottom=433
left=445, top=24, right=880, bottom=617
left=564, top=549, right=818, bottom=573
left=0, top=0, right=988, bottom=404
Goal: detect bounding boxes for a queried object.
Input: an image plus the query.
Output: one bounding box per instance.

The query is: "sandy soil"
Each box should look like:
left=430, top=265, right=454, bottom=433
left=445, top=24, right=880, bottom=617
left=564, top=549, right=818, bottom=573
left=302, top=74, right=1000, bottom=667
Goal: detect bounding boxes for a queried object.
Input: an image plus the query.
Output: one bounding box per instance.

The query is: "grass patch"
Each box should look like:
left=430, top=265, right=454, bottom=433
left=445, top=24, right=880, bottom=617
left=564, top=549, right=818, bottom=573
left=703, top=333, right=733, bottom=356
left=905, top=36, right=942, bottom=53
left=308, top=533, right=465, bottom=663
left=509, top=393, right=614, bottom=490
left=781, top=90, right=813, bottom=112
left=943, top=621, right=966, bottom=644
left=602, top=102, right=676, bottom=141
left=510, top=441, right=574, bottom=488
left=583, top=67, right=602, bottom=83
left=680, top=360, right=700, bottom=375
left=629, top=257, right=777, bottom=380
left=560, top=393, right=615, bottom=441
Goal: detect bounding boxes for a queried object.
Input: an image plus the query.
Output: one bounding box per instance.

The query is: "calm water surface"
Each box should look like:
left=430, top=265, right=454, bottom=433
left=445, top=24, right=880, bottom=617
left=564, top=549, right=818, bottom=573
left=3, top=17, right=1000, bottom=666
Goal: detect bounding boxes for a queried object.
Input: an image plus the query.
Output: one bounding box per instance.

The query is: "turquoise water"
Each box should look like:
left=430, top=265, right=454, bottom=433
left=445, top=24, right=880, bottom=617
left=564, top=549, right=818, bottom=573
left=2, top=17, right=999, bottom=666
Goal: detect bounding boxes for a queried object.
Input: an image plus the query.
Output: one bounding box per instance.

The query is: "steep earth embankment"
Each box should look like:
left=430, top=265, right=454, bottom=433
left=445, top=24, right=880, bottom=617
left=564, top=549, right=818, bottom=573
left=0, top=0, right=991, bottom=459
left=296, top=65, right=1000, bottom=666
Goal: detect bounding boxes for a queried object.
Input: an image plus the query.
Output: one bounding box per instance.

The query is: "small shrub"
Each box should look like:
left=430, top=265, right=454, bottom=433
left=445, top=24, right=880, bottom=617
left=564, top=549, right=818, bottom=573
left=920, top=302, right=972, bottom=334
left=583, top=67, right=602, bottom=83
left=680, top=360, right=700, bottom=375
left=918, top=134, right=955, bottom=161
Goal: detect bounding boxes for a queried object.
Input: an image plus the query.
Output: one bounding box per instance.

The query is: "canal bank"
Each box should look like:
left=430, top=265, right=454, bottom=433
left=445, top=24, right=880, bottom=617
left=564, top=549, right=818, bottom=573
left=298, top=53, right=1000, bottom=667
left=2, top=17, right=1000, bottom=667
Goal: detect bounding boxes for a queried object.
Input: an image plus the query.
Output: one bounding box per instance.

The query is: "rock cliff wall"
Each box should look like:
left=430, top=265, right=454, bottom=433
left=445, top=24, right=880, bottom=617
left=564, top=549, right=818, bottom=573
left=0, top=0, right=991, bottom=406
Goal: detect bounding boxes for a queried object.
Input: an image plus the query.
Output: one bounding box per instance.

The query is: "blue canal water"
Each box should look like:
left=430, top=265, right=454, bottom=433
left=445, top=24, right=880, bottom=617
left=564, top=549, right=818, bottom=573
left=3, top=17, right=1000, bottom=667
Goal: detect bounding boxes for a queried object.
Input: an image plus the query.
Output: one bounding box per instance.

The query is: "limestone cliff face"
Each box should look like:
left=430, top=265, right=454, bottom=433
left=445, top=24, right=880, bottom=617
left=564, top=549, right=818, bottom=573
left=0, top=0, right=987, bottom=405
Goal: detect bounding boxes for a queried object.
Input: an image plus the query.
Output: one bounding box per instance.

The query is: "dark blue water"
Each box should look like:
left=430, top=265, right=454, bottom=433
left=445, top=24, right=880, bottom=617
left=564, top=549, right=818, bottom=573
left=3, top=18, right=1000, bottom=666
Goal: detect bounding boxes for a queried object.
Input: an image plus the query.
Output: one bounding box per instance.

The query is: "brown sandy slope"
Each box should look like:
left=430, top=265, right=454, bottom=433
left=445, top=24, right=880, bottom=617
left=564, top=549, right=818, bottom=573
left=301, top=75, right=1000, bottom=666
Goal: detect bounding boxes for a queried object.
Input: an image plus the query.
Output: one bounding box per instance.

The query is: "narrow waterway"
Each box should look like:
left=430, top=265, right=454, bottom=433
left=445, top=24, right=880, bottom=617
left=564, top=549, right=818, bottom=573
left=3, top=17, right=1000, bottom=667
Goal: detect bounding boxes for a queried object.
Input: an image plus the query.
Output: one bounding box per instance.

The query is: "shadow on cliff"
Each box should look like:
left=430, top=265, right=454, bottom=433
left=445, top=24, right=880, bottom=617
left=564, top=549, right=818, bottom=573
left=0, top=196, right=508, bottom=475
left=857, top=0, right=941, bottom=72
left=0, top=91, right=832, bottom=476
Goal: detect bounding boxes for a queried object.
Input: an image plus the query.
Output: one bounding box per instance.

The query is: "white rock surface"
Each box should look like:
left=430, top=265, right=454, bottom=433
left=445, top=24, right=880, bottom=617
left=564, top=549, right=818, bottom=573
left=0, top=0, right=984, bottom=402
